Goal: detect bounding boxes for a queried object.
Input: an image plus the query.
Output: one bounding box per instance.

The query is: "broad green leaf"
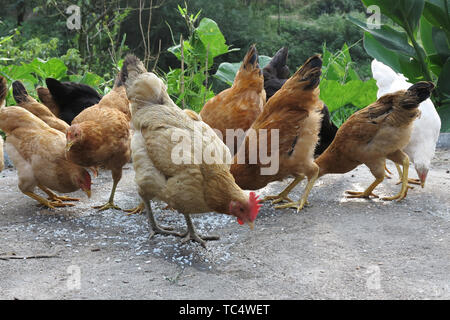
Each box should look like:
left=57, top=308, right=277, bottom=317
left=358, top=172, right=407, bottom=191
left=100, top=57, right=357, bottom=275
left=348, top=16, right=416, bottom=57
left=423, top=0, right=450, bottom=34
left=437, top=57, right=450, bottom=98
left=362, top=0, right=425, bottom=33
left=195, top=18, right=229, bottom=59
left=432, top=26, right=450, bottom=64
left=420, top=15, right=437, bottom=55
left=319, top=79, right=378, bottom=112
left=437, top=104, right=450, bottom=131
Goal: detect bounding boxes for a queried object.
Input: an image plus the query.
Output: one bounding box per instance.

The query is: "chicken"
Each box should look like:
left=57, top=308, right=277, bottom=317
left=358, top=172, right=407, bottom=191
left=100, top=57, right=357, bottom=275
left=263, top=47, right=338, bottom=157
left=200, top=45, right=266, bottom=155
left=372, top=60, right=441, bottom=187
left=0, top=79, right=91, bottom=208
left=38, top=78, right=102, bottom=124
left=231, top=55, right=324, bottom=212
left=12, top=81, right=69, bottom=133
left=123, top=55, right=261, bottom=247
left=65, top=68, right=131, bottom=211
left=263, top=47, right=290, bottom=100
left=315, top=81, right=435, bottom=202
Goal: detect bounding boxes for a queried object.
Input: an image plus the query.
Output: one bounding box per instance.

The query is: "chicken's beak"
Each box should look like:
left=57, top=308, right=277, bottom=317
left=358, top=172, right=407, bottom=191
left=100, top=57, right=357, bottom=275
left=247, top=221, right=255, bottom=230
left=84, top=189, right=92, bottom=199
left=66, top=141, right=74, bottom=152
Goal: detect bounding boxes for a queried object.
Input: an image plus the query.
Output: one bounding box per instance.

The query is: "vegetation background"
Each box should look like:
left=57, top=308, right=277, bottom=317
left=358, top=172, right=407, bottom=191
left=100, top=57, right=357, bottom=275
left=0, top=0, right=447, bottom=132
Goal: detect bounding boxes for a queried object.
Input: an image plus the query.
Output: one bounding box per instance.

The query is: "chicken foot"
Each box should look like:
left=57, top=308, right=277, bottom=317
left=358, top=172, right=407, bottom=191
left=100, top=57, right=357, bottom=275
left=39, top=185, right=80, bottom=203
left=275, top=171, right=318, bottom=212
left=262, top=175, right=305, bottom=205
left=383, top=157, right=411, bottom=201
left=394, top=163, right=419, bottom=187
left=345, top=178, right=383, bottom=199
left=124, top=201, right=145, bottom=215
left=93, top=174, right=121, bottom=211
left=144, top=201, right=181, bottom=239
left=181, top=214, right=219, bottom=248
left=24, top=192, right=75, bottom=209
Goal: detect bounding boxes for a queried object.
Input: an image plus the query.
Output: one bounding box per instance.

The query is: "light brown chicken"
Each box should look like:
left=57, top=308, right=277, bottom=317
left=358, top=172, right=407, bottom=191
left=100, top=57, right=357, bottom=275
left=65, top=68, right=131, bottom=211
left=12, top=81, right=69, bottom=133
left=123, top=55, right=261, bottom=247
left=230, top=55, right=324, bottom=212
left=315, top=81, right=435, bottom=201
left=200, top=45, right=266, bottom=155
left=0, top=78, right=91, bottom=208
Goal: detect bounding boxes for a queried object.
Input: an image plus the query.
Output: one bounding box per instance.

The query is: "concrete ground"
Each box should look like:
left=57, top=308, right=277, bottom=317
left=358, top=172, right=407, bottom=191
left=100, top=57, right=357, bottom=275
left=0, top=149, right=449, bottom=300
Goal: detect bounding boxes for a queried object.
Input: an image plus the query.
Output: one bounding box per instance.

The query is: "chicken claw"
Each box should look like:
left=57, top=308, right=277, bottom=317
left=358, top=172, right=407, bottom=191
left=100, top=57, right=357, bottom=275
left=345, top=190, right=379, bottom=199
left=124, top=202, right=145, bottom=215
left=180, top=232, right=220, bottom=248
left=383, top=157, right=411, bottom=201
left=275, top=198, right=309, bottom=212
left=262, top=194, right=293, bottom=205
left=93, top=202, right=122, bottom=211
left=39, top=185, right=80, bottom=202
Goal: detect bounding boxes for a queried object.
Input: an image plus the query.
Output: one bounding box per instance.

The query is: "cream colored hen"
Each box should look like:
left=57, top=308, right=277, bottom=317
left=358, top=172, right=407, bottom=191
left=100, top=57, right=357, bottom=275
left=123, top=55, right=261, bottom=247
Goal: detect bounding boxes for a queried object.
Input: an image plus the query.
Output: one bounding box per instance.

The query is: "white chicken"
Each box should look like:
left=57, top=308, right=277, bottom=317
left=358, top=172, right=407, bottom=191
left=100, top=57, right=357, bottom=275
left=371, top=59, right=441, bottom=187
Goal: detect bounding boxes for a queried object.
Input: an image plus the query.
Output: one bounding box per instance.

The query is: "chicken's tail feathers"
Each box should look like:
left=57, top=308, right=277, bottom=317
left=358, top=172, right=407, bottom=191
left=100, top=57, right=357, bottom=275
left=12, top=81, right=31, bottom=105
left=118, top=54, right=147, bottom=88
left=242, top=44, right=260, bottom=71
left=401, top=81, right=435, bottom=109
left=0, top=76, right=7, bottom=109
left=290, top=54, right=322, bottom=89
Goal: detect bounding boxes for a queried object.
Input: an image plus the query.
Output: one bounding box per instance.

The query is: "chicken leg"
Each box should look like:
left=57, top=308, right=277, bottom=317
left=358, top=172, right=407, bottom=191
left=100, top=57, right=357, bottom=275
left=143, top=200, right=182, bottom=239
left=124, top=201, right=145, bottom=215
left=93, top=169, right=122, bottom=211
left=275, top=170, right=318, bottom=212
left=39, top=185, right=80, bottom=204
left=24, top=191, right=75, bottom=209
left=262, top=176, right=305, bottom=205
left=180, top=214, right=219, bottom=248
left=394, top=163, right=420, bottom=186
left=383, top=155, right=411, bottom=201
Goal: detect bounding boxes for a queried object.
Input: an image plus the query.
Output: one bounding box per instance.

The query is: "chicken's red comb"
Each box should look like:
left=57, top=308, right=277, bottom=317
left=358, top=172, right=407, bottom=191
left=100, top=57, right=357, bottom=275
left=249, top=192, right=262, bottom=221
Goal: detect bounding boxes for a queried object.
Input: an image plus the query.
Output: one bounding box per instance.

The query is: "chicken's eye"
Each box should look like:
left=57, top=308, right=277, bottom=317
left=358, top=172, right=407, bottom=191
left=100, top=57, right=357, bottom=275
left=239, top=207, right=244, bottom=212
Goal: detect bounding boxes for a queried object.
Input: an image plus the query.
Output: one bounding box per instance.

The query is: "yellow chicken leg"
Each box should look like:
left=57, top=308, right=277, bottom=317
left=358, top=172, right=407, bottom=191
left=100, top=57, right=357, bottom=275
left=383, top=157, right=411, bottom=201
left=345, top=177, right=384, bottom=199
left=39, top=185, right=80, bottom=203
left=93, top=177, right=121, bottom=211
left=394, top=163, right=419, bottom=187
left=262, top=175, right=304, bottom=205
left=24, top=192, right=75, bottom=209
left=275, top=172, right=318, bottom=212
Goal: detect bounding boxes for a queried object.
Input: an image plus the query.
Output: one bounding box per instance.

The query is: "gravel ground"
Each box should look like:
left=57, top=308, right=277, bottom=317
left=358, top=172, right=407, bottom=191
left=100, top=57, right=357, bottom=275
left=0, top=149, right=449, bottom=300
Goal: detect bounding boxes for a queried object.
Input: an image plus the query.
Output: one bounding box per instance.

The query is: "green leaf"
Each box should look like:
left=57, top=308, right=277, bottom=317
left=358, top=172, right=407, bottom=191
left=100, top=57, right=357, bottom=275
left=195, top=18, right=229, bottom=59
left=214, top=62, right=240, bottom=86
left=420, top=15, right=437, bottom=55
left=319, top=79, right=378, bottom=112
left=437, top=104, right=450, bottom=131
left=423, top=0, right=450, bottom=34
left=437, top=57, right=450, bottom=98
left=348, top=16, right=416, bottom=57
left=362, top=0, right=425, bottom=33
left=432, top=26, right=450, bottom=64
